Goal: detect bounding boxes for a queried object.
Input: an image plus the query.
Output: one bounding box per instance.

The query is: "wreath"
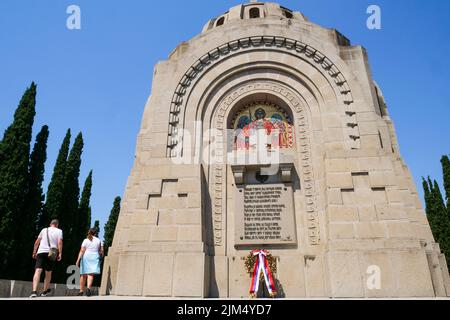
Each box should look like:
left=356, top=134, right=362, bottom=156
left=244, top=250, right=277, bottom=276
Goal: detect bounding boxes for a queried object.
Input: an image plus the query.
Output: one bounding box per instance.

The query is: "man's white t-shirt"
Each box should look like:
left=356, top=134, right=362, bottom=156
left=37, top=227, right=63, bottom=254
left=81, top=237, right=102, bottom=254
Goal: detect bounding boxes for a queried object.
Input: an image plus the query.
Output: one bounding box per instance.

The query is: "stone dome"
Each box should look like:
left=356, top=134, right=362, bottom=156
left=202, top=1, right=308, bottom=33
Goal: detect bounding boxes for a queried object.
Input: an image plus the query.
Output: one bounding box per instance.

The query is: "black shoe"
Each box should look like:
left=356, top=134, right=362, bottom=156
left=40, top=289, right=52, bottom=297
left=86, top=288, right=92, bottom=297
left=29, top=291, right=38, bottom=298
left=77, top=291, right=84, bottom=296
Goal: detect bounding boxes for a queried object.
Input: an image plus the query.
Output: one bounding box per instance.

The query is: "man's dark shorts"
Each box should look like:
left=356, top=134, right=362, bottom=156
left=35, top=253, right=56, bottom=272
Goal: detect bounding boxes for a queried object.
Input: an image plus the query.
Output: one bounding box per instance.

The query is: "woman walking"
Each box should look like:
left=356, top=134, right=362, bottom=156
left=76, top=228, right=103, bottom=296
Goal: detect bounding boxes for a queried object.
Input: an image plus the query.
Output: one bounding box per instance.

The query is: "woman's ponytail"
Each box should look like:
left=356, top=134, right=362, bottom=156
left=87, top=228, right=96, bottom=241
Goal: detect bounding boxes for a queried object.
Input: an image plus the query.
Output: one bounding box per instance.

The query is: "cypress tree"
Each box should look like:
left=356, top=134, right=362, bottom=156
left=93, top=220, right=100, bottom=237
left=0, top=82, right=37, bottom=278
left=26, top=125, right=50, bottom=232
left=92, top=219, right=101, bottom=287
left=16, top=125, right=49, bottom=280
left=441, top=155, right=450, bottom=210
left=103, top=197, right=121, bottom=256
left=62, top=132, right=83, bottom=235
left=442, top=155, right=450, bottom=268
left=39, top=129, right=71, bottom=230
left=431, top=180, right=447, bottom=243
left=423, top=177, right=436, bottom=235
left=424, top=178, right=445, bottom=245
left=58, top=132, right=84, bottom=281
left=78, top=171, right=93, bottom=240
left=431, top=180, right=450, bottom=267
left=423, top=162, right=450, bottom=272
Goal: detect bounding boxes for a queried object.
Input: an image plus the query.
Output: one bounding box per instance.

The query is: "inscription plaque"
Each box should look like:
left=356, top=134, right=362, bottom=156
left=235, top=184, right=297, bottom=246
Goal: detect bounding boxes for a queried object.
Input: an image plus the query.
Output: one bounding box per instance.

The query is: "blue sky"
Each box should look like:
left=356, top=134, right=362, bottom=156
left=0, top=0, right=449, bottom=235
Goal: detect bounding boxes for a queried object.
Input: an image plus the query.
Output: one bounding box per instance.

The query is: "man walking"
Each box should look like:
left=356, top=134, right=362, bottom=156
left=30, top=219, right=63, bottom=298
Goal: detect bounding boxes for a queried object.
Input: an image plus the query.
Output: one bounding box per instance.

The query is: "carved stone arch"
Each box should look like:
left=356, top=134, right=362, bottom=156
left=197, top=70, right=322, bottom=153
left=205, top=80, right=320, bottom=248
left=179, top=59, right=345, bottom=161
left=196, top=73, right=320, bottom=189
left=167, top=36, right=367, bottom=157
left=227, top=95, right=295, bottom=130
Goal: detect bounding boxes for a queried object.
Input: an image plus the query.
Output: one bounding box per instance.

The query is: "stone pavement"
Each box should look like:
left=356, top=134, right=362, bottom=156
left=3, top=296, right=450, bottom=301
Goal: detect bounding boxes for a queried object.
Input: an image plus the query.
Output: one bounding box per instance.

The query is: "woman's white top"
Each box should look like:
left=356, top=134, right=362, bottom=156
left=81, top=236, right=103, bottom=254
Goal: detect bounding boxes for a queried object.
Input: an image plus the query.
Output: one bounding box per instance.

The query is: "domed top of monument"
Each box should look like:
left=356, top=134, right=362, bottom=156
left=202, top=1, right=308, bottom=33
left=169, top=1, right=351, bottom=61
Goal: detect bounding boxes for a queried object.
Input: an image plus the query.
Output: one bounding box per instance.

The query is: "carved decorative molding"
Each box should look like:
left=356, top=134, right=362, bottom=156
left=211, top=81, right=320, bottom=246
left=280, top=164, right=294, bottom=183
left=167, top=36, right=358, bottom=157
left=231, top=166, right=246, bottom=185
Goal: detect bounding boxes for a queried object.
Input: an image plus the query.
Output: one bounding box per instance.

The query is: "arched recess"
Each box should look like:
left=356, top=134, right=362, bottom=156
left=221, top=91, right=301, bottom=253
left=195, top=77, right=324, bottom=254
left=166, top=41, right=368, bottom=253
left=177, top=52, right=343, bottom=161
left=175, top=59, right=335, bottom=253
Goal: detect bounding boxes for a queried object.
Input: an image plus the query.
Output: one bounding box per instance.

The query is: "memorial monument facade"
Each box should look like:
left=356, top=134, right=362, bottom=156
left=101, top=2, right=450, bottom=298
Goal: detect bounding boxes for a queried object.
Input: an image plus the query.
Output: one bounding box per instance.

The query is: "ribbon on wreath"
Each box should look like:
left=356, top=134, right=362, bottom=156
left=249, top=250, right=277, bottom=297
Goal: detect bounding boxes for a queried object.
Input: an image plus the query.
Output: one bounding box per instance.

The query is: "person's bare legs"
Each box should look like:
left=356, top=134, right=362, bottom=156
left=32, top=269, right=43, bottom=292
left=80, top=275, right=87, bottom=293
left=43, top=271, right=52, bottom=292
left=87, top=275, right=94, bottom=289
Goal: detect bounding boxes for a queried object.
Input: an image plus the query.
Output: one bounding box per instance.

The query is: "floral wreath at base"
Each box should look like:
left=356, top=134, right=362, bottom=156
left=244, top=249, right=278, bottom=298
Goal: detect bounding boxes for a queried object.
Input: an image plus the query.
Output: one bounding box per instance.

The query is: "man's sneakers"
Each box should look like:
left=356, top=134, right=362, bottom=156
left=40, top=289, right=52, bottom=297
left=30, top=289, right=52, bottom=298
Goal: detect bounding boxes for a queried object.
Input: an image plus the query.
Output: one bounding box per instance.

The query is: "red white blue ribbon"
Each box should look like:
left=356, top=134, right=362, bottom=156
left=249, top=250, right=276, bottom=297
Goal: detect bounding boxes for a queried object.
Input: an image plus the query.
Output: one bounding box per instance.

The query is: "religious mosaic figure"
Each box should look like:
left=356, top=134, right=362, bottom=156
left=233, top=103, right=295, bottom=151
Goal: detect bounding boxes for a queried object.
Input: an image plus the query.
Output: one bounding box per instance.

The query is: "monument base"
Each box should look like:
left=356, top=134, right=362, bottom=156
left=101, top=249, right=208, bottom=298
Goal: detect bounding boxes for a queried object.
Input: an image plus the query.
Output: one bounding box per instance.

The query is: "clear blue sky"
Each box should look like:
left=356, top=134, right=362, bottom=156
left=1, top=0, right=449, bottom=235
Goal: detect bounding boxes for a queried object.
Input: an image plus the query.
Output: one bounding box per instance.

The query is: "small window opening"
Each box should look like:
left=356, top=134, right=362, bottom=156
left=284, top=11, right=293, bottom=19
left=216, top=17, right=225, bottom=27
left=249, top=8, right=260, bottom=19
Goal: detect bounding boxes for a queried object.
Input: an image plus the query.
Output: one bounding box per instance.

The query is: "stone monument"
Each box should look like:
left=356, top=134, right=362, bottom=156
left=101, top=2, right=450, bottom=298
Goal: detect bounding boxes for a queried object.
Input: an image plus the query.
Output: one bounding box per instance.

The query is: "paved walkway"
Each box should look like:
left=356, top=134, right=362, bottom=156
left=3, top=296, right=450, bottom=300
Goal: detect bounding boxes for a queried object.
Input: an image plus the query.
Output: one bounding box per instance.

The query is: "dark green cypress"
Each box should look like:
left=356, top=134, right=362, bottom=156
left=423, top=177, right=436, bottom=236
left=426, top=178, right=445, bottom=245
left=16, top=125, right=49, bottom=280
left=78, top=170, right=93, bottom=240
left=441, top=155, right=450, bottom=268
left=441, top=155, right=450, bottom=210
left=431, top=180, right=446, bottom=242
left=58, top=132, right=84, bottom=281
left=39, top=129, right=71, bottom=230
left=26, top=126, right=50, bottom=232
left=0, top=82, right=36, bottom=278
left=62, top=132, right=83, bottom=234
left=431, top=180, right=450, bottom=267
left=103, top=197, right=121, bottom=256
left=92, top=219, right=101, bottom=287
left=93, top=220, right=100, bottom=237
